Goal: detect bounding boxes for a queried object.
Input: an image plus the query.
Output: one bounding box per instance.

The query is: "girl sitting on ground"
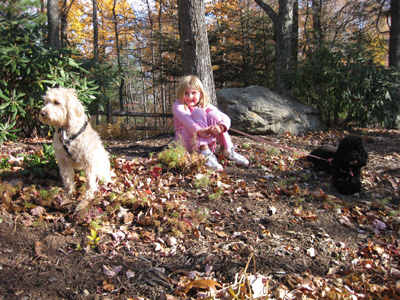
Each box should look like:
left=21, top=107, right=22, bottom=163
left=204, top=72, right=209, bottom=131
left=172, top=75, right=249, bottom=171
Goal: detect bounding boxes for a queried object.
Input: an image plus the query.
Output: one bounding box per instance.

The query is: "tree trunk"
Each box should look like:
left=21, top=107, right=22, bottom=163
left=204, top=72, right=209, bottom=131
left=40, top=0, right=45, bottom=13
left=158, top=1, right=165, bottom=128
left=177, top=0, right=217, bottom=105
left=60, top=0, right=67, bottom=48
left=93, top=0, right=99, bottom=61
left=146, top=0, right=155, bottom=124
left=112, top=0, right=124, bottom=111
left=312, top=0, right=323, bottom=49
left=254, top=0, right=295, bottom=95
left=291, top=0, right=298, bottom=64
left=389, top=0, right=400, bottom=68
left=60, top=0, right=74, bottom=49
left=47, top=0, right=60, bottom=49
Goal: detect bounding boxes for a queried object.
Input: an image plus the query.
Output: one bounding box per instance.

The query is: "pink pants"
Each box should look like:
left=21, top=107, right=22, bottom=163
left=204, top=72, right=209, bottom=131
left=184, top=108, right=233, bottom=152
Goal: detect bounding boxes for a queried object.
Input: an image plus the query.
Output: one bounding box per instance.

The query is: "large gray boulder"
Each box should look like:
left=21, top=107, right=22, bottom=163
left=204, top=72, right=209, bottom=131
left=216, top=86, right=325, bottom=135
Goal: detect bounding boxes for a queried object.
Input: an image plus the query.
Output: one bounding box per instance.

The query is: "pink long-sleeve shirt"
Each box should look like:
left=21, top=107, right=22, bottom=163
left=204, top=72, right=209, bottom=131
left=172, top=100, right=232, bottom=152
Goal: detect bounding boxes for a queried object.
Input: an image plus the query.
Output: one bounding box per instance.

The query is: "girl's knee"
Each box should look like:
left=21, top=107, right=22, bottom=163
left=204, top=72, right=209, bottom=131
left=191, top=107, right=207, bottom=118
left=191, top=108, right=208, bottom=126
left=207, top=110, right=223, bottom=124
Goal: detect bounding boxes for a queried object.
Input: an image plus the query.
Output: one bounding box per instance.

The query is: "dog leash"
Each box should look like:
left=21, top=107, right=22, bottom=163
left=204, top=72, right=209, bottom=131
left=228, top=127, right=331, bottom=162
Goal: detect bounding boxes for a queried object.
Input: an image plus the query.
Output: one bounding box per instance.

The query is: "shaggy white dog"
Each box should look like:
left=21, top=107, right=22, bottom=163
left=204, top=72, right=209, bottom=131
left=39, top=88, right=111, bottom=199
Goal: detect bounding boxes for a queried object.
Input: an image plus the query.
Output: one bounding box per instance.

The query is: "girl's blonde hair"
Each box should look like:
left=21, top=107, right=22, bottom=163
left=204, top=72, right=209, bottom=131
left=176, top=75, right=210, bottom=109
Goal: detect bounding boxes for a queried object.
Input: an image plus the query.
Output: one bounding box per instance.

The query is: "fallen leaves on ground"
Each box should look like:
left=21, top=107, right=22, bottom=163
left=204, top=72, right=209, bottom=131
left=0, top=129, right=399, bottom=299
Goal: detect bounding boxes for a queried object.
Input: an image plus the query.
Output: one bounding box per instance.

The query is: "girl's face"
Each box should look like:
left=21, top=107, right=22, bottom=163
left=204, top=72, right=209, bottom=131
left=183, top=86, right=201, bottom=108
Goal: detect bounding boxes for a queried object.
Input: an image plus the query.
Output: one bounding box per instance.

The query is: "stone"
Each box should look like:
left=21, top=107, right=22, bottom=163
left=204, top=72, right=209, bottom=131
left=216, top=86, right=325, bottom=134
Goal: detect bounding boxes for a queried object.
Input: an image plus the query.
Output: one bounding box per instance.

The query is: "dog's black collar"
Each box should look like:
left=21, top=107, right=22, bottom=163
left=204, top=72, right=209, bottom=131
left=58, top=121, right=88, bottom=160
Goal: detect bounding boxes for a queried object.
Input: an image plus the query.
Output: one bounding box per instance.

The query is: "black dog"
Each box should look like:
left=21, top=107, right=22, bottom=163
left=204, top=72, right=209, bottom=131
left=307, top=135, right=368, bottom=194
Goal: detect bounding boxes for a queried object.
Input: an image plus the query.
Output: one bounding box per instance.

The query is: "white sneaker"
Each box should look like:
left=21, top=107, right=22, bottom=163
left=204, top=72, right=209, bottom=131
left=225, top=148, right=249, bottom=166
left=204, top=153, right=223, bottom=171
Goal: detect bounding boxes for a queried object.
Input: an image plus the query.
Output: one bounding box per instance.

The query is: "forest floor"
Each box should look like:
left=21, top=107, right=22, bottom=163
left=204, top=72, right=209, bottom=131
left=0, top=128, right=399, bottom=300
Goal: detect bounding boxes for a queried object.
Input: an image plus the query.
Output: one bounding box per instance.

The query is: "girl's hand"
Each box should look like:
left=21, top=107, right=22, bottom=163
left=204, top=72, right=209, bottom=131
left=209, top=124, right=223, bottom=136
left=197, top=128, right=211, bottom=137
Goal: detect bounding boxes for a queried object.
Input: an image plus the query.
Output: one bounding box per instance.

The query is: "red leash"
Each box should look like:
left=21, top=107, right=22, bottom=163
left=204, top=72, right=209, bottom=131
left=229, top=127, right=330, bottom=162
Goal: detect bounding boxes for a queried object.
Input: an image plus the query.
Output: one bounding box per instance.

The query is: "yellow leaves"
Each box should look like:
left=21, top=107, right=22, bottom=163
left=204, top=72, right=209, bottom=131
left=206, top=0, right=241, bottom=17
left=68, top=1, right=86, bottom=43
left=86, top=228, right=100, bottom=247
left=177, top=279, right=222, bottom=294
left=67, top=0, right=136, bottom=57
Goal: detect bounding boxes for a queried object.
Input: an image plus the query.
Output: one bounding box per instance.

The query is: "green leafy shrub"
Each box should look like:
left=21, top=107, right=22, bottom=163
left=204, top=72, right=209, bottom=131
left=157, top=141, right=203, bottom=173
left=0, top=157, right=12, bottom=170
left=194, top=174, right=212, bottom=188
left=0, top=14, right=100, bottom=144
left=19, top=144, right=58, bottom=178
left=208, top=185, right=223, bottom=201
left=291, top=47, right=400, bottom=128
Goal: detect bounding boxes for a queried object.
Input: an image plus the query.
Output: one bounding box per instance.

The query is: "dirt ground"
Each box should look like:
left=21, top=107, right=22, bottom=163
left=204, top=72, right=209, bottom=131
left=0, top=129, right=399, bottom=300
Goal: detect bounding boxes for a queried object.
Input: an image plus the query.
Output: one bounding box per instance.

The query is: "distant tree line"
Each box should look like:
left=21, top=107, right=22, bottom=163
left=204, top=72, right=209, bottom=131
left=0, top=0, right=399, bottom=144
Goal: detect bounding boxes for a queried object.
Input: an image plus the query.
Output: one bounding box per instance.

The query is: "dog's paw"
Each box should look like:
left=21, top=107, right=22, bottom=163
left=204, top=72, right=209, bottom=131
left=84, top=189, right=95, bottom=200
